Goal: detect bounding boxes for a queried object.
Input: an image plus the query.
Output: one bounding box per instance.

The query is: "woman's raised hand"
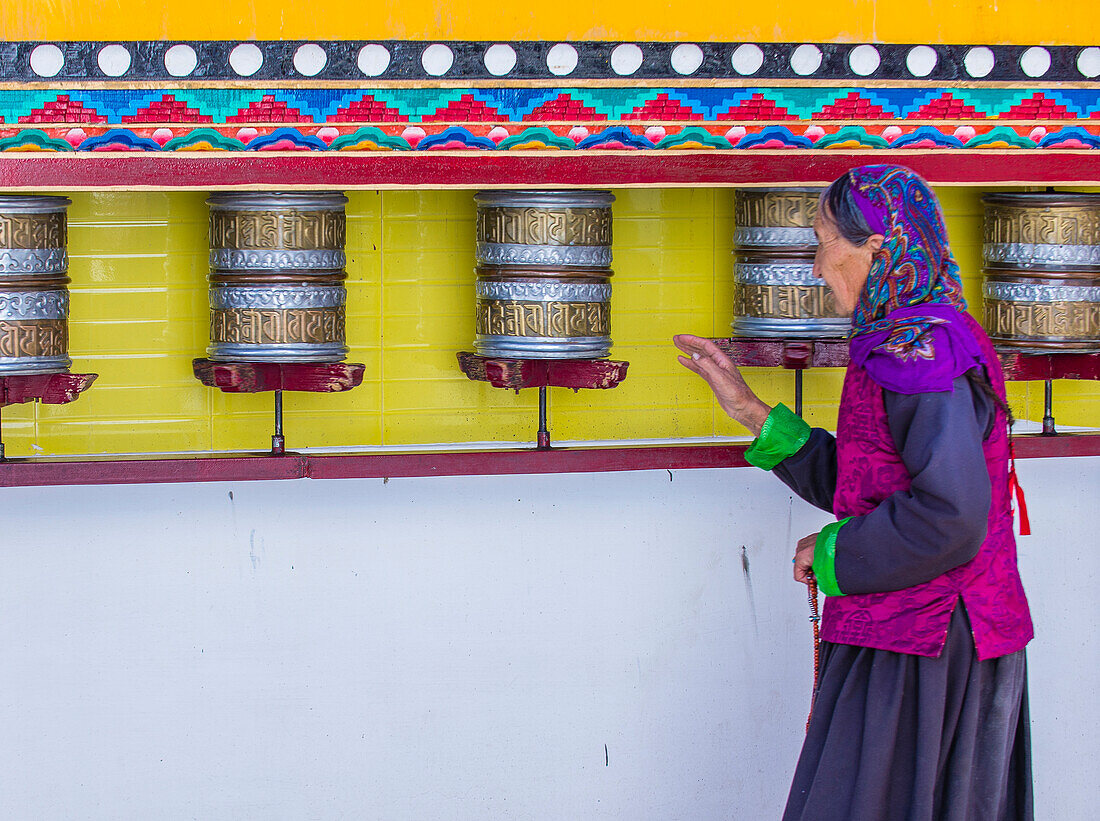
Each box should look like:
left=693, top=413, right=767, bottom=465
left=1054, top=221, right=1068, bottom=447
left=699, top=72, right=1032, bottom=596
left=673, top=334, right=772, bottom=436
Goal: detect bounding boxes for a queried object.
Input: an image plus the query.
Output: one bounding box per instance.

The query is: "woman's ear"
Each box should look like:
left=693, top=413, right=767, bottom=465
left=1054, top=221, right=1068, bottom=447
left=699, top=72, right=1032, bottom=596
left=867, top=233, right=885, bottom=253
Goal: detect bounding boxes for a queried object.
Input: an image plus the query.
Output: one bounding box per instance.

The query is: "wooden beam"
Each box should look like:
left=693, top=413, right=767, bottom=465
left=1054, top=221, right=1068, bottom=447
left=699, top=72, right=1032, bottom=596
left=0, top=435, right=1094, bottom=488
left=3, top=151, right=1100, bottom=190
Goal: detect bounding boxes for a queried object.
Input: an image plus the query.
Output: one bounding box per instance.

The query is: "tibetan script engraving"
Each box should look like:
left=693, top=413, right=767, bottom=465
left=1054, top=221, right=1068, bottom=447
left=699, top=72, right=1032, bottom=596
left=0, top=320, right=68, bottom=357
left=984, top=299, right=1100, bottom=341
left=477, top=207, right=612, bottom=247
left=735, top=284, right=844, bottom=320
left=0, top=213, right=67, bottom=249
left=985, top=205, right=1100, bottom=247
left=210, top=307, right=345, bottom=344
left=476, top=300, right=610, bottom=337
left=735, top=191, right=819, bottom=230
left=210, top=210, right=346, bottom=251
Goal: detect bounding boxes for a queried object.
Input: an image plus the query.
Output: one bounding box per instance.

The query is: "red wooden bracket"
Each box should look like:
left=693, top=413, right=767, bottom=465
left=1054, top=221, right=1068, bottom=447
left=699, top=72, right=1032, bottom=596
left=192, top=359, right=365, bottom=394
left=996, top=350, right=1100, bottom=381
left=715, top=338, right=850, bottom=369
left=715, top=338, right=1100, bottom=383
left=0, top=372, right=98, bottom=408
left=457, top=352, right=629, bottom=391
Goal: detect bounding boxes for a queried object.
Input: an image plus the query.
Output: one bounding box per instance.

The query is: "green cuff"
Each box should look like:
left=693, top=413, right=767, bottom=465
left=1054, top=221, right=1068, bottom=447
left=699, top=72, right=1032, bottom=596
left=744, top=403, right=812, bottom=471
left=813, top=518, right=850, bottom=597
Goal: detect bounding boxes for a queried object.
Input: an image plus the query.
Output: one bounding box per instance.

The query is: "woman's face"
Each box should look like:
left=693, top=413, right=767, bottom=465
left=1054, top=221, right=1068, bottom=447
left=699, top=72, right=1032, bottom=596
left=812, top=206, right=883, bottom=315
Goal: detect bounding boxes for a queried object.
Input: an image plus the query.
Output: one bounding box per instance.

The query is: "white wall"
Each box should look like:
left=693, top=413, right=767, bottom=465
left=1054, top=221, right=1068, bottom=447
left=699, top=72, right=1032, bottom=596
left=0, top=457, right=1095, bottom=820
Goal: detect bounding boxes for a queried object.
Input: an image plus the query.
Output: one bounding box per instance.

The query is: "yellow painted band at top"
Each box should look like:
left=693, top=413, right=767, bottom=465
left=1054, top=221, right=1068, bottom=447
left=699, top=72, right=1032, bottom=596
left=2, top=1, right=1099, bottom=46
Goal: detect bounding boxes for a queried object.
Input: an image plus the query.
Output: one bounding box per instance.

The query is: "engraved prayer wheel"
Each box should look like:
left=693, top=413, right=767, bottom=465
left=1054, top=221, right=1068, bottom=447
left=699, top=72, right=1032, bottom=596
left=473, top=191, right=614, bottom=359
left=206, top=192, right=349, bottom=362
left=0, top=195, right=72, bottom=374
left=982, top=193, right=1100, bottom=351
left=731, top=188, right=847, bottom=338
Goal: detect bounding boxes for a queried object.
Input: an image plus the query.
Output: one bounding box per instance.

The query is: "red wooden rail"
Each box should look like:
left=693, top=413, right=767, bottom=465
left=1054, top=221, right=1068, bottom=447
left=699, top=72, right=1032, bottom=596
left=0, top=435, right=1095, bottom=488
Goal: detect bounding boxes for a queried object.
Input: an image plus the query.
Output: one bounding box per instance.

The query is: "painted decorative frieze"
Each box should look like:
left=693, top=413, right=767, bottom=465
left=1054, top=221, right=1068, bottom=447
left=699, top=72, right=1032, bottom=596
left=0, top=40, right=1096, bottom=158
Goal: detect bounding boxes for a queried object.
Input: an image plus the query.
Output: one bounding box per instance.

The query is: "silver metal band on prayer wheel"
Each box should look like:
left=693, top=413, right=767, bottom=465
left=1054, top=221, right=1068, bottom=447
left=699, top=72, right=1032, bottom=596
left=983, top=281, right=1100, bottom=303
left=0, top=291, right=68, bottom=320
left=475, top=280, right=612, bottom=303
left=209, top=285, right=347, bottom=311
left=0, top=195, right=73, bottom=213
left=476, top=242, right=612, bottom=268
left=983, top=242, right=1100, bottom=270
left=473, top=334, right=612, bottom=359
left=0, top=355, right=71, bottom=374
left=207, top=192, right=349, bottom=211
left=473, top=191, right=615, bottom=210
left=733, top=226, right=817, bottom=249
left=209, top=249, right=347, bottom=271
left=731, top=317, right=850, bottom=338
left=0, top=249, right=68, bottom=276
left=208, top=342, right=350, bottom=362
left=735, top=262, right=819, bottom=286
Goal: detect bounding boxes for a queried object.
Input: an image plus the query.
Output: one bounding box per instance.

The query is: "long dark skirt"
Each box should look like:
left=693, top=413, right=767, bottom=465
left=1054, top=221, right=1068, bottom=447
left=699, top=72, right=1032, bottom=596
left=783, top=603, right=1032, bottom=821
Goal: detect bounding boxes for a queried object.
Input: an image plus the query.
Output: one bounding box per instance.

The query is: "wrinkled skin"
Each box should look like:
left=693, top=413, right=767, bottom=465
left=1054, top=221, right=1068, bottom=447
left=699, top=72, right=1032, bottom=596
left=674, top=204, right=884, bottom=585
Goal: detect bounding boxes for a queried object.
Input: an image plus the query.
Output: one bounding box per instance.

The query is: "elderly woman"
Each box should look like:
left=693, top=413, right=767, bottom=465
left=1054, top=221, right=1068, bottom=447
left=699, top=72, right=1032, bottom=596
left=675, top=165, right=1033, bottom=820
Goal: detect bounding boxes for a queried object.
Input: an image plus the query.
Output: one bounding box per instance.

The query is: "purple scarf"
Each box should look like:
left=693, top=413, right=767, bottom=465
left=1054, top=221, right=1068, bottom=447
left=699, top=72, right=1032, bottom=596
left=844, top=165, right=981, bottom=394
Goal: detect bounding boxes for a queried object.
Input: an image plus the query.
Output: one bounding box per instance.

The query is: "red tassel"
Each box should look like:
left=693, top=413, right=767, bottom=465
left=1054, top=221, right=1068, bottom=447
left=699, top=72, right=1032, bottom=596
left=1008, top=443, right=1031, bottom=536
left=1010, top=469, right=1031, bottom=536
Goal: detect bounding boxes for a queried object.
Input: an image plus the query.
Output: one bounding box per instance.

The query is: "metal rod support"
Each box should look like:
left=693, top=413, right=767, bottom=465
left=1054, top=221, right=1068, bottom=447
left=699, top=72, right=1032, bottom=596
left=537, top=386, right=551, bottom=450
left=1042, top=379, right=1056, bottom=436
left=794, top=370, right=804, bottom=418
left=271, top=389, right=286, bottom=454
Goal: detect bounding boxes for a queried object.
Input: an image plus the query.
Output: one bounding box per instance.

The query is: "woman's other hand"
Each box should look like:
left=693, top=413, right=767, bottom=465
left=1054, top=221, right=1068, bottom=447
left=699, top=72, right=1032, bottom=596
left=674, top=334, right=772, bottom=435
left=794, top=533, right=817, bottom=585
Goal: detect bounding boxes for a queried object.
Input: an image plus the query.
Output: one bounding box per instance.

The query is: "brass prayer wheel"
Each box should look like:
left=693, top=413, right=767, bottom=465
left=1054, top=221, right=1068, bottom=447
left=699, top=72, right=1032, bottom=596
left=731, top=188, right=847, bottom=338
left=0, top=195, right=72, bottom=374
left=473, top=191, right=614, bottom=359
left=982, top=193, right=1100, bottom=351
left=206, top=192, right=349, bottom=362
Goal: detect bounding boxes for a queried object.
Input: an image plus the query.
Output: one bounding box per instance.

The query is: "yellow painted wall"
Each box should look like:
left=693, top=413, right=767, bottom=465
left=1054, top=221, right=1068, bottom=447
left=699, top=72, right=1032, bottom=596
left=1, top=187, right=1095, bottom=458
left=2, top=1, right=1098, bottom=46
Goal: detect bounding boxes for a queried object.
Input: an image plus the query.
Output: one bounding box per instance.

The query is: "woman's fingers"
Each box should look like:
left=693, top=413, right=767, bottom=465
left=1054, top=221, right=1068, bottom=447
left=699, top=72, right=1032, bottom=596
left=673, top=334, right=726, bottom=360
left=677, top=356, right=730, bottom=396
left=674, top=336, right=737, bottom=372
left=676, top=354, right=706, bottom=376
left=672, top=333, right=706, bottom=349
left=688, top=355, right=743, bottom=397
left=674, top=333, right=771, bottom=434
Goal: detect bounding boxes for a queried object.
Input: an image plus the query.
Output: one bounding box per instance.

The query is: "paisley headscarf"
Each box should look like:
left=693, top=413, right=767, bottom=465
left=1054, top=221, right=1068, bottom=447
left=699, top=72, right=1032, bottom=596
left=843, top=165, right=983, bottom=393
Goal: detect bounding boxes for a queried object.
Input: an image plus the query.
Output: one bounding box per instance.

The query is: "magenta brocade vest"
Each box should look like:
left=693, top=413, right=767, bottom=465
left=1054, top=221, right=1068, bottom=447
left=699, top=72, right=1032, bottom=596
left=822, top=313, right=1033, bottom=660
